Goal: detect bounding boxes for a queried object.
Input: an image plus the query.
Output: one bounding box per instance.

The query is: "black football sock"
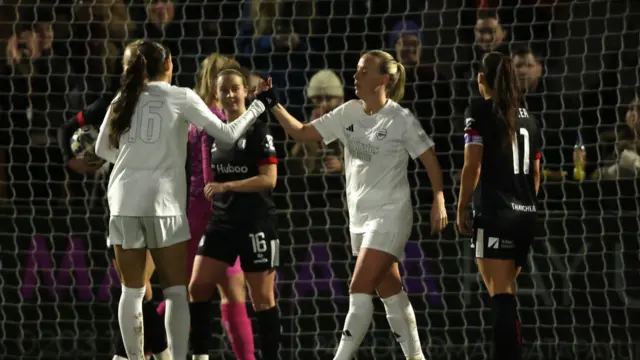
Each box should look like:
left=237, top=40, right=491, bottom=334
left=491, top=293, right=522, bottom=360
left=142, top=300, right=168, bottom=354
left=255, top=306, right=281, bottom=360
left=190, top=301, right=213, bottom=355
left=114, top=333, right=128, bottom=358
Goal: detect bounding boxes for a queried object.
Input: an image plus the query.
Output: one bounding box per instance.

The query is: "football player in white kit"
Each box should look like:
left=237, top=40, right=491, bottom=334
left=262, top=50, right=448, bottom=360
left=94, top=40, right=271, bottom=360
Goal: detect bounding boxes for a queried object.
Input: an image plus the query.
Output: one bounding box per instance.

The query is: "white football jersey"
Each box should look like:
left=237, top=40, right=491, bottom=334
left=95, top=81, right=265, bottom=216
left=311, top=100, right=434, bottom=233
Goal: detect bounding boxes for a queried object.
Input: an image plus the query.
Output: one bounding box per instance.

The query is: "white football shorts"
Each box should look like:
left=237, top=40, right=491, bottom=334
left=107, top=215, right=190, bottom=250
left=350, top=226, right=411, bottom=260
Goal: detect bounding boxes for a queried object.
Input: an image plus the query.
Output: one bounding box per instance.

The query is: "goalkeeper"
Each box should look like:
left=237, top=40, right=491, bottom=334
left=57, top=94, right=172, bottom=360
left=261, top=50, right=448, bottom=360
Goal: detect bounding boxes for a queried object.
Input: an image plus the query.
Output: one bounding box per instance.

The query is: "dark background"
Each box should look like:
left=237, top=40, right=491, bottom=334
left=1, top=179, right=638, bottom=360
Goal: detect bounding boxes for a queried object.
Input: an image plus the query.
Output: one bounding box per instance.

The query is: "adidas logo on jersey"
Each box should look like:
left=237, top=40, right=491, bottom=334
left=215, top=164, right=249, bottom=174
left=345, top=124, right=354, bottom=132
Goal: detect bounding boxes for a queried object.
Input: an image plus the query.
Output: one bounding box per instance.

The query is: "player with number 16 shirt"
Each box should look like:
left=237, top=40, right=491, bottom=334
left=190, top=68, right=281, bottom=360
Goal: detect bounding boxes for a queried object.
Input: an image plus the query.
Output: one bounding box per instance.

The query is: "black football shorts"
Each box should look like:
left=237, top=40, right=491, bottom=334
left=471, top=214, right=535, bottom=268
left=198, top=216, right=280, bottom=273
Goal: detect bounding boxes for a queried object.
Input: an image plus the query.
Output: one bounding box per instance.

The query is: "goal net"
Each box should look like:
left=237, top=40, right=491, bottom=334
left=1, top=0, right=639, bottom=359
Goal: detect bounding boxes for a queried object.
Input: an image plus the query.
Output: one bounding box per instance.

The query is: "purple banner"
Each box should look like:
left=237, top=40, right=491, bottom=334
left=21, top=236, right=441, bottom=305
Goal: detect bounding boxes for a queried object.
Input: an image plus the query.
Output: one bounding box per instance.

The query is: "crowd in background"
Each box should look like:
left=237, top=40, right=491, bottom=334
left=0, top=0, right=638, bottom=212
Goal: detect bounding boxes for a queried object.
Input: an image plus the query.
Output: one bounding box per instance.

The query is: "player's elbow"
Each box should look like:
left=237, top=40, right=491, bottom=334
left=293, top=124, right=322, bottom=143
left=265, top=175, right=277, bottom=189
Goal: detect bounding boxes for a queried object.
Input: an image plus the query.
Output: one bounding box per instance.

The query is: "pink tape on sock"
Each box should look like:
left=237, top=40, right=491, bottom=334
left=221, top=302, right=255, bottom=360
left=156, top=300, right=166, bottom=316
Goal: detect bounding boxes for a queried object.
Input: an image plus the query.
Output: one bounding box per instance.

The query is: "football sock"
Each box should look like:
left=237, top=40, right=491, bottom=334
left=221, top=302, right=256, bottom=360
left=118, top=285, right=146, bottom=360
left=163, top=286, right=190, bottom=360
left=142, top=300, right=168, bottom=355
left=114, top=334, right=128, bottom=358
left=333, top=293, right=374, bottom=360
left=255, top=306, right=281, bottom=360
left=190, top=301, right=212, bottom=356
left=381, top=291, right=425, bottom=360
left=491, top=293, right=522, bottom=360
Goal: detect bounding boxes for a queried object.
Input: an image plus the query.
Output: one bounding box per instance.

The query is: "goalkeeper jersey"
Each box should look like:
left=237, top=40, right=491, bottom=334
left=311, top=99, right=434, bottom=233
left=95, top=81, right=265, bottom=217
left=464, top=99, right=542, bottom=221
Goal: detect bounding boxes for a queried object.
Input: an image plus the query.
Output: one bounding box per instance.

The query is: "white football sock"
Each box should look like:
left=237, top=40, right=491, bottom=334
left=192, top=355, right=209, bottom=360
left=333, top=293, right=374, bottom=360
left=118, top=285, right=146, bottom=360
left=163, top=285, right=190, bottom=360
left=382, top=291, right=425, bottom=360
left=153, top=348, right=171, bottom=360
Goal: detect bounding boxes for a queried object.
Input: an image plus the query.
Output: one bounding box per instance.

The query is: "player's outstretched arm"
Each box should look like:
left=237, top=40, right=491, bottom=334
left=254, top=77, right=323, bottom=143
left=95, top=105, right=118, bottom=164
left=270, top=104, right=323, bottom=143
left=183, top=88, right=266, bottom=146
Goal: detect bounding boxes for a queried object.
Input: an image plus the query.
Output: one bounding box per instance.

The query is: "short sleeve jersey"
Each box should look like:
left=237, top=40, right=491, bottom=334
left=311, top=100, right=434, bottom=233
left=210, top=118, right=278, bottom=222
left=464, top=99, right=542, bottom=220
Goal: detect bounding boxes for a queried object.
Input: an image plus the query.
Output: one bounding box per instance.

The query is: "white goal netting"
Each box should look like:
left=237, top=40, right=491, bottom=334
left=0, top=0, right=639, bottom=359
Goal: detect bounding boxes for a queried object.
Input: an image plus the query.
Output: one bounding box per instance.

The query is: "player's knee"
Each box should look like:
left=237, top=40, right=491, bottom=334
left=349, top=278, right=376, bottom=295
left=375, top=278, right=403, bottom=298
left=249, top=288, right=275, bottom=311
left=189, top=282, right=215, bottom=302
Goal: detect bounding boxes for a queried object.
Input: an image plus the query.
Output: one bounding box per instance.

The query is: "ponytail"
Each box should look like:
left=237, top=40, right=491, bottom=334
left=486, top=54, right=520, bottom=149
left=108, top=51, right=148, bottom=149
left=389, top=62, right=406, bottom=102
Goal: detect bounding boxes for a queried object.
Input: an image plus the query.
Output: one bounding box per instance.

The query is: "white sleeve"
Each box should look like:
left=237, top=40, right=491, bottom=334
left=310, top=101, right=350, bottom=145
left=94, top=103, right=118, bottom=164
left=402, top=112, right=434, bottom=159
left=182, top=88, right=266, bottom=146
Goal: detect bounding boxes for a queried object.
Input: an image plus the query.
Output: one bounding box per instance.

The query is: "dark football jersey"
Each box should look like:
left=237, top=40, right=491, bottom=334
left=210, top=118, right=278, bottom=222
left=464, top=99, right=542, bottom=220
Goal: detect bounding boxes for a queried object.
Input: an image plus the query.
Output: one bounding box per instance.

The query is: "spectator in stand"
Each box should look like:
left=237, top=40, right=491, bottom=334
left=478, top=0, right=556, bottom=57
left=453, top=9, right=509, bottom=114
left=0, top=8, right=70, bottom=202
left=67, top=0, right=133, bottom=108
left=579, top=94, right=640, bottom=180
left=511, top=46, right=580, bottom=181
left=137, top=0, right=215, bottom=88
left=235, top=0, right=315, bottom=114
left=388, top=20, right=456, bottom=192
left=287, top=70, right=344, bottom=182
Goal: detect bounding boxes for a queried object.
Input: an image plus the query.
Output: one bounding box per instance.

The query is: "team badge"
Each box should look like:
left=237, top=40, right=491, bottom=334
left=237, top=138, right=246, bottom=150
left=464, top=117, right=475, bottom=131
left=376, top=129, right=387, bottom=140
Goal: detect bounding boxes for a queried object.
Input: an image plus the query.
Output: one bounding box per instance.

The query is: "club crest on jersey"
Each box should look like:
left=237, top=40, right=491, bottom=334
left=237, top=138, right=246, bottom=150
left=376, top=128, right=387, bottom=140
left=464, top=117, right=475, bottom=131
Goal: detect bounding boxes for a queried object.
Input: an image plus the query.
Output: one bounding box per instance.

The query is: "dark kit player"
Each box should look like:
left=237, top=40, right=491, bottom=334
left=189, top=68, right=281, bottom=360
left=457, top=52, right=542, bottom=360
